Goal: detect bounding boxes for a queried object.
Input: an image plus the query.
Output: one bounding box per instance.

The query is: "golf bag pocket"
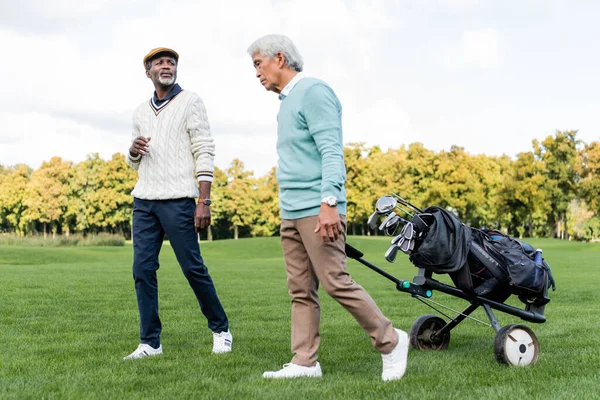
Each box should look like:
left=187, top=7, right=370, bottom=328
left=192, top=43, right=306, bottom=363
left=505, top=253, right=547, bottom=295
left=483, top=233, right=547, bottom=296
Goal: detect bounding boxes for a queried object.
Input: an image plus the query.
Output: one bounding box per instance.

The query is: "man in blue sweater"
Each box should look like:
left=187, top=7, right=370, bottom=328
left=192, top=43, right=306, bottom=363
left=248, top=34, right=409, bottom=381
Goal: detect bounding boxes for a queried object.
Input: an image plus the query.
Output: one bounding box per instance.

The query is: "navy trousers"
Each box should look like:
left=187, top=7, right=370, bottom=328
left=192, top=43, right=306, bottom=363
left=132, top=197, right=229, bottom=348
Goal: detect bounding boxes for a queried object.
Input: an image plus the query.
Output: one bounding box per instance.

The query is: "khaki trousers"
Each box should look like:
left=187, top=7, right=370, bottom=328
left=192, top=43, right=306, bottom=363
left=280, top=215, right=398, bottom=366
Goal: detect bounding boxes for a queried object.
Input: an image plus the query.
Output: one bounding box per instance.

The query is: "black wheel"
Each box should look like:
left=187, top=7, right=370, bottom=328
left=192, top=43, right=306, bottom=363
left=494, top=324, right=540, bottom=366
left=409, top=314, right=450, bottom=350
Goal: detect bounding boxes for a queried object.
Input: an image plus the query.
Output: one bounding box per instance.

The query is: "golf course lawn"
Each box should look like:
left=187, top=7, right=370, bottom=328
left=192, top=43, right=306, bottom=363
left=1, top=236, right=598, bottom=399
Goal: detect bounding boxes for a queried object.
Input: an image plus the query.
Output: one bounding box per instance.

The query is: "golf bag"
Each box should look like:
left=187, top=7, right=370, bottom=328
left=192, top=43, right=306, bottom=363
left=406, top=206, right=556, bottom=305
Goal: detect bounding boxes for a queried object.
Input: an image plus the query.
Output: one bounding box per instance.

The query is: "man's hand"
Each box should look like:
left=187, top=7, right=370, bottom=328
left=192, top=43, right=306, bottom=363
left=314, top=203, right=343, bottom=242
left=129, top=136, right=151, bottom=157
left=194, top=203, right=211, bottom=233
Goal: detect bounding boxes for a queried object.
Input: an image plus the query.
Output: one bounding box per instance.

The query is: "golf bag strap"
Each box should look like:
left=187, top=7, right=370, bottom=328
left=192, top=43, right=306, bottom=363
left=448, top=261, right=476, bottom=295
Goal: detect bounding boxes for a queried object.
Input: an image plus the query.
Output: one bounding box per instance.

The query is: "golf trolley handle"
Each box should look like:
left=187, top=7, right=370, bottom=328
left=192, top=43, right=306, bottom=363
left=345, top=243, right=431, bottom=298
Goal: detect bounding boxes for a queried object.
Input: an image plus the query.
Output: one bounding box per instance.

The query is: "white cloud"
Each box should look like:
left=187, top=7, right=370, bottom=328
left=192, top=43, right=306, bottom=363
left=0, top=111, right=129, bottom=165
left=31, top=0, right=143, bottom=18
left=462, top=29, right=499, bottom=70
left=442, top=28, right=500, bottom=70
left=0, top=0, right=394, bottom=174
left=343, top=98, right=413, bottom=149
left=0, top=0, right=598, bottom=176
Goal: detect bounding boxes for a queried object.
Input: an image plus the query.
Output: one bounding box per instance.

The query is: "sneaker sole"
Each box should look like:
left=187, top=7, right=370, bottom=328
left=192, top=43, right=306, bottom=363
left=262, top=373, right=322, bottom=379
left=123, top=352, right=162, bottom=361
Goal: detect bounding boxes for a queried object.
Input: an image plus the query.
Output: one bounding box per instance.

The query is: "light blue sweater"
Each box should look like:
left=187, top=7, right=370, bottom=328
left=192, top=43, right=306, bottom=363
left=276, top=77, right=347, bottom=220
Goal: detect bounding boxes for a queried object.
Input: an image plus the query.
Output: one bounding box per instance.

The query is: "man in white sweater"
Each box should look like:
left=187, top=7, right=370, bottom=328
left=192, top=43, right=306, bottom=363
left=124, top=47, right=232, bottom=360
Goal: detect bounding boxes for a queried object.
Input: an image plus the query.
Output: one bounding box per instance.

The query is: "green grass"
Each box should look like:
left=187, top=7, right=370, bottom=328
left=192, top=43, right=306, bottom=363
left=1, top=237, right=599, bottom=399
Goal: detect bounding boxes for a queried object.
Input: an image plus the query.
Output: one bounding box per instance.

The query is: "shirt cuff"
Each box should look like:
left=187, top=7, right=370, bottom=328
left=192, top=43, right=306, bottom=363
left=196, top=171, right=214, bottom=183
left=128, top=153, right=141, bottom=162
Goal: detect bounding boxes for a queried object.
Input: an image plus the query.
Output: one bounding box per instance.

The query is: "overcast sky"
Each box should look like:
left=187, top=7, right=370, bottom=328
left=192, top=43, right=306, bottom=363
left=1, top=0, right=598, bottom=176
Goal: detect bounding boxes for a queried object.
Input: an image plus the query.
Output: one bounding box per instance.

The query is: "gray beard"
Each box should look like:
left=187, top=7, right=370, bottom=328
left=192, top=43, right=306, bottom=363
left=158, top=75, right=175, bottom=86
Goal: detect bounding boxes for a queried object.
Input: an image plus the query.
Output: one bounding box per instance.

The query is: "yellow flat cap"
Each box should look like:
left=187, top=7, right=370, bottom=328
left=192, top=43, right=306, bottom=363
left=143, top=47, right=179, bottom=67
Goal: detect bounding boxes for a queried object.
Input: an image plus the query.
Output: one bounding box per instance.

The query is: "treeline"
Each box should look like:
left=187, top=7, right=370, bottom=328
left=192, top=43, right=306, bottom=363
left=0, top=130, right=598, bottom=241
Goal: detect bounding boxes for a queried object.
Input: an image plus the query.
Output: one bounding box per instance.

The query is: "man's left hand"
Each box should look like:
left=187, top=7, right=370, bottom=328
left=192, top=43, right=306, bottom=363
left=194, top=203, right=211, bottom=232
left=314, top=203, right=343, bottom=242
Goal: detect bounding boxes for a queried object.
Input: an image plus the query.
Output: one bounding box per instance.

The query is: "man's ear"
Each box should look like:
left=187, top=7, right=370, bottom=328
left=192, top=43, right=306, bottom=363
left=276, top=52, right=286, bottom=68
left=146, top=70, right=151, bottom=79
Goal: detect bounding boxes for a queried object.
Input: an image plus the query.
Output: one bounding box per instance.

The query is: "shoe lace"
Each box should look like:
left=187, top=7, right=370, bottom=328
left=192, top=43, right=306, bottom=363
left=382, top=350, right=397, bottom=368
left=128, top=344, right=147, bottom=357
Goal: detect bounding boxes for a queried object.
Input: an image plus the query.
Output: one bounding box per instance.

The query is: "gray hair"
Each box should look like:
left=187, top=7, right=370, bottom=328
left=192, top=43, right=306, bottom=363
left=247, top=34, right=304, bottom=72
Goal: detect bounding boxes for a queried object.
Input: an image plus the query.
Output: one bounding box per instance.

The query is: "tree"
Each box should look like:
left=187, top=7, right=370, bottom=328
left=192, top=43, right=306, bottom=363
left=567, top=199, right=595, bottom=241
left=222, top=159, right=256, bottom=240
left=0, top=164, right=32, bottom=234
left=23, top=157, right=75, bottom=238
left=100, top=153, right=137, bottom=235
left=426, top=146, right=488, bottom=225
left=534, top=131, right=581, bottom=238
left=207, top=166, right=229, bottom=241
left=251, top=167, right=280, bottom=237
left=580, top=141, right=600, bottom=214
left=344, top=143, right=379, bottom=235
left=499, top=150, right=551, bottom=237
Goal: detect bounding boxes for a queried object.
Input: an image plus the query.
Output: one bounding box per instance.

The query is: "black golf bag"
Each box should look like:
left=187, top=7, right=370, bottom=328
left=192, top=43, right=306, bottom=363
left=407, top=206, right=556, bottom=305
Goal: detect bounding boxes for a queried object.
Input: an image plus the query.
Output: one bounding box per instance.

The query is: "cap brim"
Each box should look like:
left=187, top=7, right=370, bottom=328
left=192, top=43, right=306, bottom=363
left=143, top=47, right=179, bottom=66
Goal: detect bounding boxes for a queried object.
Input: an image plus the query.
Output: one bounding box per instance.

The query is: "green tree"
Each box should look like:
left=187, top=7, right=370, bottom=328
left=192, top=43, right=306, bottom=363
left=534, top=130, right=581, bottom=238
left=498, top=151, right=550, bottom=237
left=223, top=159, right=256, bottom=240
left=426, top=146, right=490, bottom=225
left=23, top=157, right=75, bottom=238
left=101, top=153, right=137, bottom=235
left=251, top=167, right=280, bottom=237
left=344, top=143, right=379, bottom=235
left=207, top=166, right=229, bottom=241
left=0, top=164, right=32, bottom=234
left=567, top=199, right=595, bottom=241
left=580, top=141, right=600, bottom=214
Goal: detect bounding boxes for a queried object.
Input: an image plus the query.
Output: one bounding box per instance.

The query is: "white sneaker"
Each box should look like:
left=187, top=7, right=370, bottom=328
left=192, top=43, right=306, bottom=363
left=212, top=330, right=233, bottom=354
left=381, top=328, right=409, bottom=381
left=123, top=343, right=163, bottom=360
left=263, top=362, right=323, bottom=379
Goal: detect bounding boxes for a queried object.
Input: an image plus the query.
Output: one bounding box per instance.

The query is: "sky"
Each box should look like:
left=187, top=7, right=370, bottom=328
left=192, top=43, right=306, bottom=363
left=0, top=0, right=598, bottom=176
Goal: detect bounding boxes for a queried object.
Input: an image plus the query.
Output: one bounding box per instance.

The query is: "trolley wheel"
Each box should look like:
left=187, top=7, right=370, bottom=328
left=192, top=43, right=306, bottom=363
left=409, top=314, right=450, bottom=350
left=494, top=324, right=540, bottom=366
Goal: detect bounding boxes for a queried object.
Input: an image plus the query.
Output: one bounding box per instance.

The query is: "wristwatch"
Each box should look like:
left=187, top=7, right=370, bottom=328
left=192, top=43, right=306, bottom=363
left=199, top=198, right=212, bottom=206
left=322, top=196, right=337, bottom=207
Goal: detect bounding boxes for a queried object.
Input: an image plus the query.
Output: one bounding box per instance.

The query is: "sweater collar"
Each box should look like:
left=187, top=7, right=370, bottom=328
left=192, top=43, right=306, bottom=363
left=150, top=83, right=183, bottom=115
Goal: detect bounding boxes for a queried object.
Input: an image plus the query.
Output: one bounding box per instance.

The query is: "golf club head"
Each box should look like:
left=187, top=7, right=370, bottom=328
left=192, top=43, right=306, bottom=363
left=399, top=237, right=414, bottom=254
left=391, top=233, right=403, bottom=245
left=400, top=222, right=415, bottom=240
left=384, top=215, right=402, bottom=236
left=378, top=213, right=397, bottom=232
left=367, top=211, right=379, bottom=230
left=391, top=192, right=423, bottom=213
left=375, top=196, right=397, bottom=214
left=384, top=244, right=399, bottom=263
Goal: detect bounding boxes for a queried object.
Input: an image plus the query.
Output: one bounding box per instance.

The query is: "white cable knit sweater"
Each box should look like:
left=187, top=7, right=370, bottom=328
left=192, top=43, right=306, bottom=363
left=127, top=90, right=215, bottom=200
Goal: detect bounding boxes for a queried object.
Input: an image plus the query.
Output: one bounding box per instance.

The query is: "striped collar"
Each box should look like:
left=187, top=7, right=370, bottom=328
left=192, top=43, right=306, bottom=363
left=149, top=83, right=183, bottom=115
